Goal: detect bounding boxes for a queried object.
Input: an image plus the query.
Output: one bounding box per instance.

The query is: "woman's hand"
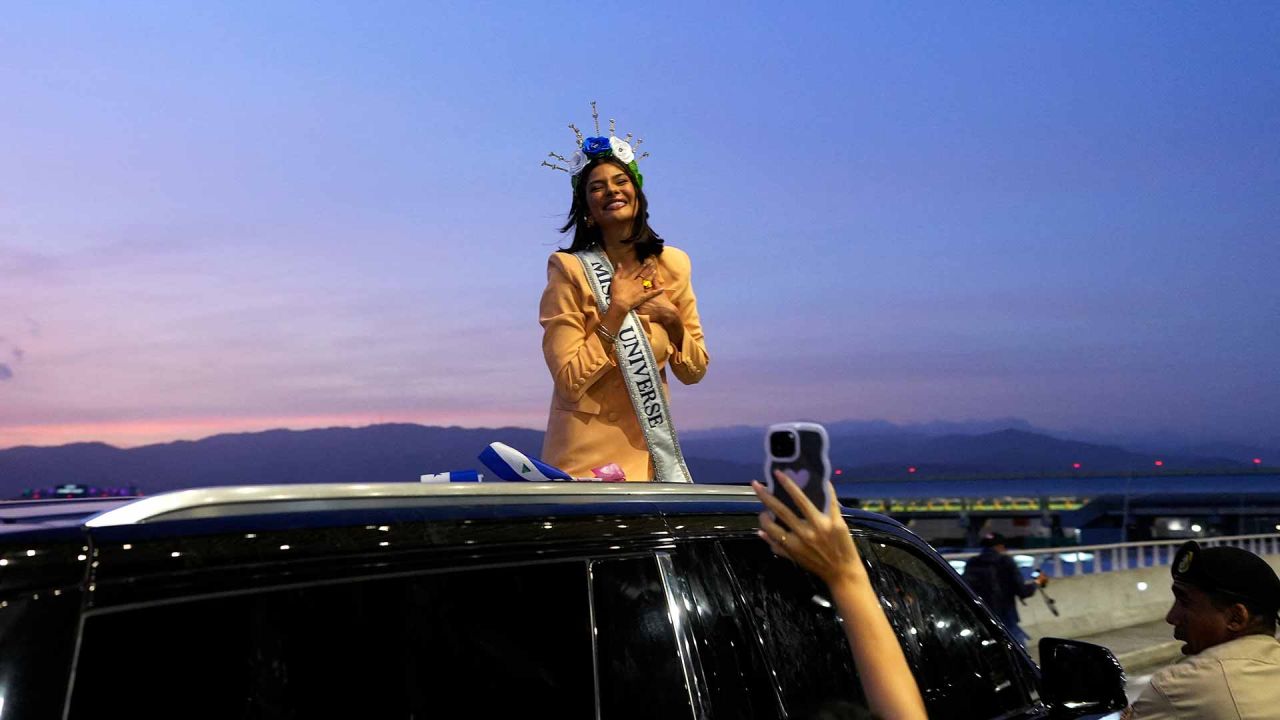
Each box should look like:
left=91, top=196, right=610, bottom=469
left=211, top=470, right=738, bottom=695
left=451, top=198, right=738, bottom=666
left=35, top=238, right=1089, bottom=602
left=609, top=264, right=665, bottom=314
left=636, top=284, right=685, bottom=348
left=631, top=264, right=685, bottom=344
left=754, top=471, right=930, bottom=720
left=752, top=470, right=867, bottom=588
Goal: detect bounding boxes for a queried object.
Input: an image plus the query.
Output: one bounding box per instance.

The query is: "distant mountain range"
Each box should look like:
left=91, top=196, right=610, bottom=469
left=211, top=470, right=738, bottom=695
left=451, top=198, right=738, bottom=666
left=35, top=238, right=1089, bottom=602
left=0, top=421, right=1274, bottom=497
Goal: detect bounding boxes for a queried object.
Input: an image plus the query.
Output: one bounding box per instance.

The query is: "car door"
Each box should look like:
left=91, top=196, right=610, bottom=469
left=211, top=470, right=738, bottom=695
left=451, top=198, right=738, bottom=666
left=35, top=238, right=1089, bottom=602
left=67, top=556, right=601, bottom=718
left=71, top=506, right=716, bottom=720
left=863, top=531, right=1047, bottom=719
left=663, top=513, right=1046, bottom=720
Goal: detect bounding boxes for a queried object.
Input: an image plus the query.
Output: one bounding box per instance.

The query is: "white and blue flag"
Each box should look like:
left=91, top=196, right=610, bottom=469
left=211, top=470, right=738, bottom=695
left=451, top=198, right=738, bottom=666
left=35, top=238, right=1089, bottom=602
left=478, top=442, right=573, bottom=482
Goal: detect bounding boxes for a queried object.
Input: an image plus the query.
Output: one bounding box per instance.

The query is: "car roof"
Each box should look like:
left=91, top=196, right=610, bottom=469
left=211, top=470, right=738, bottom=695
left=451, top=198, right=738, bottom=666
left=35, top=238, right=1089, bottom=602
left=78, top=482, right=897, bottom=529
left=83, top=482, right=761, bottom=526
left=0, top=497, right=135, bottom=528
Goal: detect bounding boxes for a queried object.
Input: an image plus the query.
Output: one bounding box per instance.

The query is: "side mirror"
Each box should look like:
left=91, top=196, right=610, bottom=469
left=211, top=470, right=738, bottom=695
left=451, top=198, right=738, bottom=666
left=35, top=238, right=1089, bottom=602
left=1038, top=637, right=1127, bottom=718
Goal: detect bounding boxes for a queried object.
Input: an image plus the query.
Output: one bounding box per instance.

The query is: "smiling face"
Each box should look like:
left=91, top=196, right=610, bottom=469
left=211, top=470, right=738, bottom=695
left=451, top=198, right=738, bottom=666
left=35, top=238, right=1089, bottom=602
left=584, top=161, right=637, bottom=231
left=1166, top=581, right=1233, bottom=655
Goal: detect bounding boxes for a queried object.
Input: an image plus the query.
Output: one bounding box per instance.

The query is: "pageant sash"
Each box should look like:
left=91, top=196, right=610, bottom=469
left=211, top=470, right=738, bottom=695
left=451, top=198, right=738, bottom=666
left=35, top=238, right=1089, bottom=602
left=575, top=248, right=693, bottom=483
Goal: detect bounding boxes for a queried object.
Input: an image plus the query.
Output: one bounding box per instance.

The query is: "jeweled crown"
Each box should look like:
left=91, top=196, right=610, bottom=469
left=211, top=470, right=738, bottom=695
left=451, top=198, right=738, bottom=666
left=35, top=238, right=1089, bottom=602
left=542, top=101, right=649, bottom=187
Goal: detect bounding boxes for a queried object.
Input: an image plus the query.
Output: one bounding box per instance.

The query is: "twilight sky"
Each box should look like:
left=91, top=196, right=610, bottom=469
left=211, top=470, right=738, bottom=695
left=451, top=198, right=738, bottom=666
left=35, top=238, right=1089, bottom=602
left=2, top=2, right=1278, bottom=449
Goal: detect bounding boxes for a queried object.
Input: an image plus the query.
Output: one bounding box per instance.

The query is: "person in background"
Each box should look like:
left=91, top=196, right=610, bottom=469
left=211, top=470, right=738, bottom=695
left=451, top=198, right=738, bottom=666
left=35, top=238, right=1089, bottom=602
left=962, top=532, right=1047, bottom=647
left=1125, top=540, right=1280, bottom=719
left=754, top=471, right=928, bottom=720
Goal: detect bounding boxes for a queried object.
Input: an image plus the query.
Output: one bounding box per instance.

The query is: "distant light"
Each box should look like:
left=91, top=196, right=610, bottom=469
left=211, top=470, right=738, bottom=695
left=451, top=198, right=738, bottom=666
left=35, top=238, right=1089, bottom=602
left=279, top=544, right=291, bottom=551
left=1191, top=524, right=1202, bottom=533
left=244, top=533, right=257, bottom=539
left=378, top=541, right=389, bottom=547
left=834, top=468, right=843, bottom=475
left=907, top=466, right=917, bottom=474
left=959, top=628, right=974, bottom=637
left=25, top=550, right=35, bottom=557
left=1254, top=458, right=1263, bottom=465
left=1137, top=582, right=1149, bottom=591
left=122, top=543, right=132, bottom=550
left=170, top=551, right=181, bottom=558
left=1154, top=460, right=1164, bottom=467
left=1072, top=463, right=1081, bottom=470
left=0, top=559, right=8, bottom=567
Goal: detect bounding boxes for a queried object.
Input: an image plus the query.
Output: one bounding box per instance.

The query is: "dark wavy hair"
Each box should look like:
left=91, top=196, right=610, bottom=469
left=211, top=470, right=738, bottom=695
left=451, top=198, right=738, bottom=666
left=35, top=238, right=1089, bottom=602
left=559, top=157, right=663, bottom=263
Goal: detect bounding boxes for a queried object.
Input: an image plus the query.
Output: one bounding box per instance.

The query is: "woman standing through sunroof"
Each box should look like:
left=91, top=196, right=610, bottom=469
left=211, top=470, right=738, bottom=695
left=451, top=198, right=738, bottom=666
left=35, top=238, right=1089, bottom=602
left=538, top=104, right=709, bottom=482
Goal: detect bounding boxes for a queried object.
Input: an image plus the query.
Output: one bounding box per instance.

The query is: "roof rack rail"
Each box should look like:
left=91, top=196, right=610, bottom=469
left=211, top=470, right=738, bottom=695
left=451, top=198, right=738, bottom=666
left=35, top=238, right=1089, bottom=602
left=84, top=482, right=757, bottom=527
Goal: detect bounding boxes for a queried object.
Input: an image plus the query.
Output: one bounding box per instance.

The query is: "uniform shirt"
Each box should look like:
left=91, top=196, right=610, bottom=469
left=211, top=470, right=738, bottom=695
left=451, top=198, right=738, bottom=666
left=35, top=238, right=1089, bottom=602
left=539, top=246, right=708, bottom=481
left=1128, top=633, right=1280, bottom=719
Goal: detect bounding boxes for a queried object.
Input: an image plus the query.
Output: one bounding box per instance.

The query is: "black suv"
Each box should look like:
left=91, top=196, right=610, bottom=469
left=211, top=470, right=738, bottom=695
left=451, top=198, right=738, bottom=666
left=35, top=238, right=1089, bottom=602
left=0, top=483, right=1123, bottom=718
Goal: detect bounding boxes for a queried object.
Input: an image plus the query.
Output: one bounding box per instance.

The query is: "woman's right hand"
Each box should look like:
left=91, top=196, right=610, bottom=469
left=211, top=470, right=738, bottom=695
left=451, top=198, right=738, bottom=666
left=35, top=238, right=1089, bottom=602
left=753, top=471, right=868, bottom=588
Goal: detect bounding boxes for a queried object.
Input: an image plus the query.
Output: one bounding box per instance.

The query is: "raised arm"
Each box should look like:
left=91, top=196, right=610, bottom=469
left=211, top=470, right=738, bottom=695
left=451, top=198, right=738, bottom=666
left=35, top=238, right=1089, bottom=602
left=754, top=473, right=928, bottom=720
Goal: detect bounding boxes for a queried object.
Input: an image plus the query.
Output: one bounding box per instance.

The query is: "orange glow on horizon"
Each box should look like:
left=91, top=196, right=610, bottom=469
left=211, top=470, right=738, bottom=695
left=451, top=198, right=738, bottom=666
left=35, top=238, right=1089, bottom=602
left=0, top=410, right=546, bottom=450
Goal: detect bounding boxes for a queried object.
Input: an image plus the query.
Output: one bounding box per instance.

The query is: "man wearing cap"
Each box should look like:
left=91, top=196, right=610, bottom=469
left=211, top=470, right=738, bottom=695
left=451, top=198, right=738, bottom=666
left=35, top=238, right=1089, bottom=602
left=1126, top=540, right=1280, bottom=719
left=963, top=533, right=1048, bottom=647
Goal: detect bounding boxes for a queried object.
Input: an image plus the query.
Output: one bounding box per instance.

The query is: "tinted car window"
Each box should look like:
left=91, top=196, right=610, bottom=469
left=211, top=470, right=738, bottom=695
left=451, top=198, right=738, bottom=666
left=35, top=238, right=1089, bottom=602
left=716, top=539, right=871, bottom=720
left=70, top=561, right=595, bottom=718
left=668, top=541, right=784, bottom=719
left=0, top=592, right=81, bottom=719
left=866, top=540, right=1036, bottom=719
left=592, top=556, right=694, bottom=719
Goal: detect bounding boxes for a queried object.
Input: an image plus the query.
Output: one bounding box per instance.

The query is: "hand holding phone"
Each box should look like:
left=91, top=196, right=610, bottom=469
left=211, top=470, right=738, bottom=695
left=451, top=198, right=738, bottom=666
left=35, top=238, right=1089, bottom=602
left=764, top=422, right=833, bottom=520
left=752, top=464, right=863, bottom=588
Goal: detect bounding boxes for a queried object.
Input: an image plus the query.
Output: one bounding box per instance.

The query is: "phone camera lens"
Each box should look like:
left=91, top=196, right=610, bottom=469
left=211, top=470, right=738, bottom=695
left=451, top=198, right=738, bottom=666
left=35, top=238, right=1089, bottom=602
left=770, top=431, right=798, bottom=459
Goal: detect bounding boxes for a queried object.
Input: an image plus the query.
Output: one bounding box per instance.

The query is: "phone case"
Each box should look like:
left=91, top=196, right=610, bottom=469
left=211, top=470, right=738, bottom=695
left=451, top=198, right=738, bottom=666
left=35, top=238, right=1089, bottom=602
left=764, top=422, right=832, bottom=518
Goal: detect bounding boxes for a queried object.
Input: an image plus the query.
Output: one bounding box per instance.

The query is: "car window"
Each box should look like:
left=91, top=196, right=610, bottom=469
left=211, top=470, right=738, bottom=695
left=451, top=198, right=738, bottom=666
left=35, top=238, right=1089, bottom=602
left=715, top=538, right=872, bottom=720
left=666, top=540, right=786, bottom=719
left=865, top=540, right=1037, bottom=719
left=591, top=555, right=695, bottom=719
left=69, top=560, right=595, bottom=718
left=0, top=590, right=81, bottom=720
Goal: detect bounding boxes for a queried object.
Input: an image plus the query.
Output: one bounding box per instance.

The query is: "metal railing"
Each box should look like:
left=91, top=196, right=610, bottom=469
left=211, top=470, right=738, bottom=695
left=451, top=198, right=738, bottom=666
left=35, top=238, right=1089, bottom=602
left=941, top=533, right=1280, bottom=578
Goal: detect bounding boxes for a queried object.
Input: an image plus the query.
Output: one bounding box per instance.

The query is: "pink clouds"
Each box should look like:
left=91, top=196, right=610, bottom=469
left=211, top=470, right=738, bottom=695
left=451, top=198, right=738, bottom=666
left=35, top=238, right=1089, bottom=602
left=1, top=408, right=549, bottom=450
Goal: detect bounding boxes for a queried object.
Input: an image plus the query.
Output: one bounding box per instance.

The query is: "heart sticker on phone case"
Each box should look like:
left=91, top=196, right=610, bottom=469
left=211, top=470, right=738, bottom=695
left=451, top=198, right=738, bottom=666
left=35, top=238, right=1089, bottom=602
left=786, top=468, right=810, bottom=489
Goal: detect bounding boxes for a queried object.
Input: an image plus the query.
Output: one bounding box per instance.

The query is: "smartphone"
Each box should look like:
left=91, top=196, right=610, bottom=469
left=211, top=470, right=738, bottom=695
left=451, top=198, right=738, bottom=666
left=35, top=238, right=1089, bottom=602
left=764, top=422, right=833, bottom=519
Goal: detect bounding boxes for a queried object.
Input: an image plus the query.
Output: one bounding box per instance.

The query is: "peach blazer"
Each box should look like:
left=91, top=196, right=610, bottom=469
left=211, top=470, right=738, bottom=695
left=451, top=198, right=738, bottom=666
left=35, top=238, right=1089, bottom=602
left=540, top=246, right=709, bottom=481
